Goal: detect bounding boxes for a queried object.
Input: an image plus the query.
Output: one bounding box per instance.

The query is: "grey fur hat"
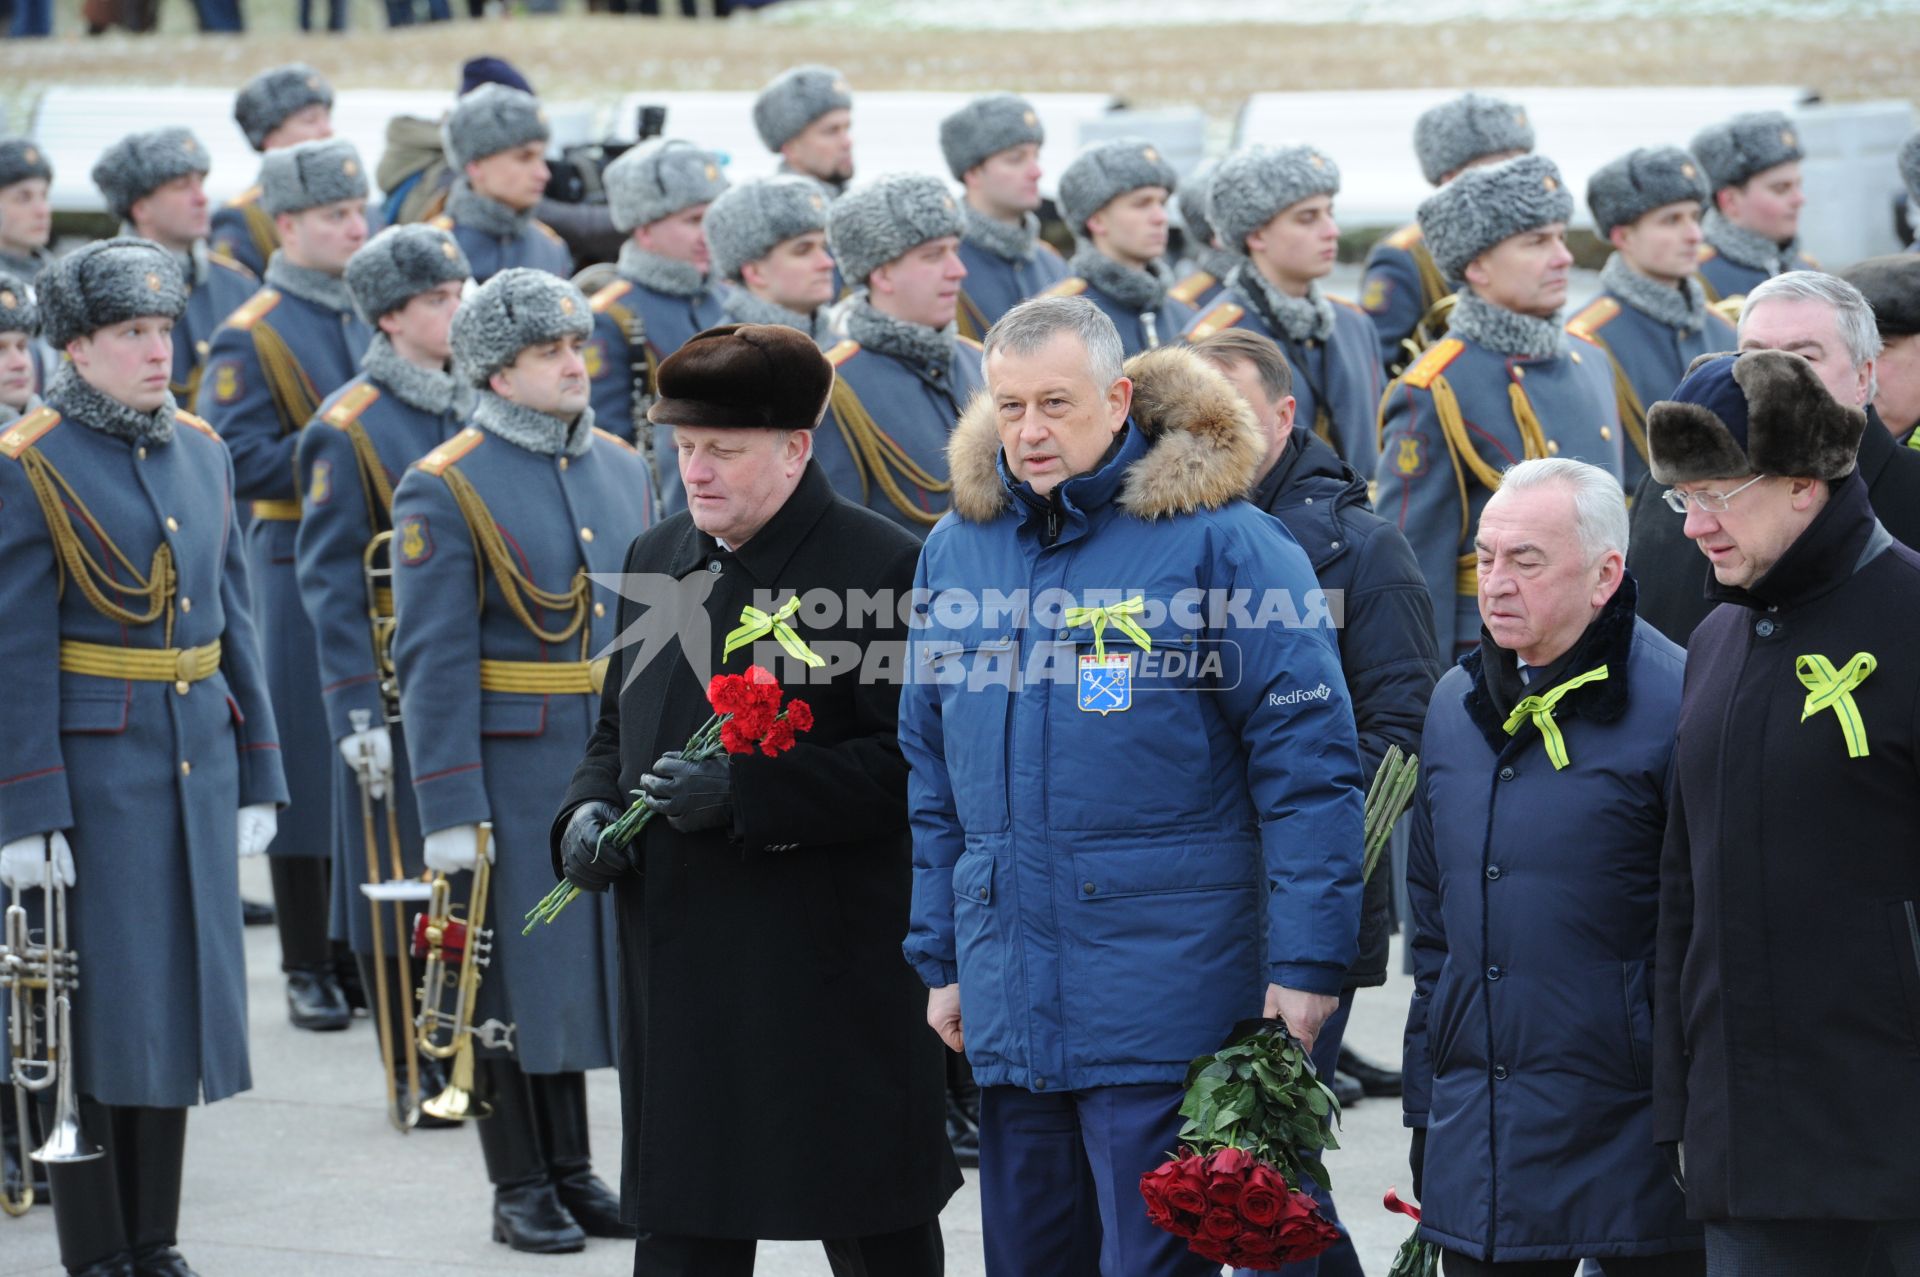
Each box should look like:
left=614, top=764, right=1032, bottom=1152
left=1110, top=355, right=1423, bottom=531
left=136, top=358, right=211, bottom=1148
left=35, top=237, right=189, bottom=350
left=0, top=272, right=37, bottom=337
left=826, top=172, right=963, bottom=285
left=1898, top=130, right=1920, bottom=208
left=260, top=138, right=369, bottom=217
left=91, top=128, right=212, bottom=223
left=450, top=266, right=593, bottom=388
left=234, top=64, right=334, bottom=152
left=1207, top=143, right=1340, bottom=255
left=752, top=65, right=852, bottom=152
left=1418, top=154, right=1573, bottom=280
left=1587, top=145, right=1711, bottom=237
left=704, top=176, right=830, bottom=282
left=345, top=224, right=471, bottom=323
left=1177, top=156, right=1221, bottom=249
left=0, top=137, right=52, bottom=191
left=1648, top=350, right=1865, bottom=484
left=1690, top=111, right=1804, bottom=193
left=1413, top=93, right=1534, bottom=187
left=1057, top=137, right=1179, bottom=236
left=605, top=139, right=729, bottom=234
left=940, top=93, right=1045, bottom=180
left=444, top=84, right=550, bottom=173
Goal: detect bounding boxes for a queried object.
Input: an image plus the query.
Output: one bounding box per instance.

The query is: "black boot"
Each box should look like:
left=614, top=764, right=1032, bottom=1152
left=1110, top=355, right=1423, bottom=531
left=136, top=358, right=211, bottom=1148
left=474, top=1056, right=584, bottom=1254
left=284, top=964, right=351, bottom=1031
left=240, top=897, right=275, bottom=927
left=1330, top=1071, right=1365, bottom=1108
left=333, top=946, right=368, bottom=1016
left=272, top=858, right=348, bottom=1031
left=42, top=1097, right=133, bottom=1275
left=1337, top=1046, right=1403, bottom=1097
left=124, top=1106, right=193, bottom=1276
left=945, top=1051, right=980, bottom=1169
left=532, top=1071, right=633, bottom=1238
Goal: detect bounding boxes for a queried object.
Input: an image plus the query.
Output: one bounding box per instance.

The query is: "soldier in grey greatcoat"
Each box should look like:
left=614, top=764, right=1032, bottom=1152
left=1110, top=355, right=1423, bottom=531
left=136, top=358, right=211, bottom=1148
left=754, top=64, right=855, bottom=199
left=705, top=176, right=837, bottom=342
left=0, top=273, right=38, bottom=425
left=0, top=137, right=54, bottom=286
left=942, top=93, right=1068, bottom=339
left=1690, top=111, right=1818, bottom=304
left=211, top=64, right=336, bottom=279
left=433, top=85, right=573, bottom=283
left=1049, top=139, right=1194, bottom=356
left=0, top=239, right=286, bottom=1277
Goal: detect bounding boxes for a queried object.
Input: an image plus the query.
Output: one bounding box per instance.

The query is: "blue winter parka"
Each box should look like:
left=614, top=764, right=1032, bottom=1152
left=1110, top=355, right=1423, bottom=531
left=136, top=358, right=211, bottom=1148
left=901, top=344, right=1367, bottom=1093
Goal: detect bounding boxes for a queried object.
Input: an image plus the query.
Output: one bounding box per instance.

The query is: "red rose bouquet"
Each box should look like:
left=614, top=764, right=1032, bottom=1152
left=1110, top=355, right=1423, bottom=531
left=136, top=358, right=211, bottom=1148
left=523, top=665, right=812, bottom=933
left=1139, top=1020, right=1344, bottom=1270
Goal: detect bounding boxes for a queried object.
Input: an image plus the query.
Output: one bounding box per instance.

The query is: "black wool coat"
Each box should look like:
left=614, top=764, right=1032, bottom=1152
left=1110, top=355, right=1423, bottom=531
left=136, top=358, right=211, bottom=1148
left=553, top=461, right=961, bottom=1239
left=1653, top=471, right=1920, bottom=1221
left=1630, top=407, right=1920, bottom=646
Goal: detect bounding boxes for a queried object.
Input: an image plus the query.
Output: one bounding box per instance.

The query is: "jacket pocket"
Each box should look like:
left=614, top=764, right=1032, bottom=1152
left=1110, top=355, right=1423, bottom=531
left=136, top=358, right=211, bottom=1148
left=59, top=690, right=131, bottom=735
left=925, top=640, right=1014, bottom=833
left=1890, top=901, right=1920, bottom=1051
left=950, top=851, right=1007, bottom=1063
left=1621, top=959, right=1654, bottom=1087
left=479, top=693, right=546, bottom=737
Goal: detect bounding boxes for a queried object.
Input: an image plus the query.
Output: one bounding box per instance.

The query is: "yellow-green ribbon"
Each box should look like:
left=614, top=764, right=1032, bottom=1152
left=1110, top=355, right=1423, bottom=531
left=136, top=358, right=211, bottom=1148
left=1796, top=651, right=1875, bottom=758
left=1501, top=665, right=1609, bottom=771
left=1063, top=595, right=1152, bottom=660
left=722, top=596, right=825, bottom=667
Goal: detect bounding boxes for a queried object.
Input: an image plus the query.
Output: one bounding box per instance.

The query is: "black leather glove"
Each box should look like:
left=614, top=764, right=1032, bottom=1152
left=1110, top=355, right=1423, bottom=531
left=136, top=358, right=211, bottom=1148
left=638, top=751, right=734, bottom=834
left=560, top=800, right=629, bottom=892
left=1409, top=1127, right=1427, bottom=1203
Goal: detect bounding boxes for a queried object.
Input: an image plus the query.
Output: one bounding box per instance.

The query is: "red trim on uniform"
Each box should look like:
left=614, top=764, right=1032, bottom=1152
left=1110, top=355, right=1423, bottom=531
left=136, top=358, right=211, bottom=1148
left=323, top=673, right=381, bottom=693
left=415, top=762, right=482, bottom=782
left=0, top=765, right=65, bottom=786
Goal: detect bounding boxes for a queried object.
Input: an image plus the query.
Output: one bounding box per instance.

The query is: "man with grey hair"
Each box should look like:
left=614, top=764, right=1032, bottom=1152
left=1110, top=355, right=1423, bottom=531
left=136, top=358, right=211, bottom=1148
left=582, top=138, right=729, bottom=512
left=1405, top=456, right=1700, bottom=1276
left=943, top=92, right=1069, bottom=337
left=753, top=64, right=855, bottom=198
left=1048, top=138, right=1194, bottom=356
left=904, top=294, right=1365, bottom=1274
left=1628, top=270, right=1920, bottom=645
left=1690, top=110, right=1818, bottom=306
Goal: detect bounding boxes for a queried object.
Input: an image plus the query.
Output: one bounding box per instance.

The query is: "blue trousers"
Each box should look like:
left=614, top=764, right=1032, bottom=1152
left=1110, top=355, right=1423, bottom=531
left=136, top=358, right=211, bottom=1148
left=980, top=1081, right=1217, bottom=1277
left=7, top=0, right=50, bottom=36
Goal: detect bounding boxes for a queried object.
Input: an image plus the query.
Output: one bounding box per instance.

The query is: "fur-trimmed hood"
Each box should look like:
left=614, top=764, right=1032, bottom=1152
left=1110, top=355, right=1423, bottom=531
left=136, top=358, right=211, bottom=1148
left=947, top=344, right=1263, bottom=523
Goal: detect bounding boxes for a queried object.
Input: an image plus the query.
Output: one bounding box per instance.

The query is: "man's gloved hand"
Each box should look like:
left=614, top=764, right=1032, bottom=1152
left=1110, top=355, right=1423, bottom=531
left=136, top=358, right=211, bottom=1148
left=339, top=725, right=393, bottom=801
left=560, top=800, right=630, bottom=893
left=1408, top=1127, right=1427, bottom=1203
left=236, top=804, right=278, bottom=858
left=0, top=831, right=75, bottom=890
left=424, top=823, right=486, bottom=874
left=638, top=752, right=734, bottom=834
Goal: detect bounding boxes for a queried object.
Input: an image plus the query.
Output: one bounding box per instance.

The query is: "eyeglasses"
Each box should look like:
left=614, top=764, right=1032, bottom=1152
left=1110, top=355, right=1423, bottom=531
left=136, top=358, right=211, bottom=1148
left=1661, top=473, right=1769, bottom=515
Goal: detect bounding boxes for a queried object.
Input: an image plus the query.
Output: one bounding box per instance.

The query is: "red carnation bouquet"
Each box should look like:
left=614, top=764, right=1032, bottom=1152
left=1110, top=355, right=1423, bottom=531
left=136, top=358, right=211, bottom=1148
left=523, top=665, right=812, bottom=933
left=1139, top=1020, right=1344, bottom=1270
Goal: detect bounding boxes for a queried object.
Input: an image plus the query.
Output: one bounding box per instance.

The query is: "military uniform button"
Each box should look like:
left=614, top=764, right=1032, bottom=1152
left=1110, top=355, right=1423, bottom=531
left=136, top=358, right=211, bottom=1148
left=1511, top=367, right=1525, bottom=381
left=580, top=527, right=594, bottom=543
left=175, top=681, right=190, bottom=696
left=1571, top=351, right=1583, bottom=364
left=1600, top=427, right=1612, bottom=442
left=1547, top=441, right=1561, bottom=455
left=179, top=597, right=191, bottom=613
left=594, top=602, right=606, bottom=617
left=180, top=761, right=192, bottom=776
left=166, top=516, right=179, bottom=532
left=136, top=447, right=147, bottom=461
left=558, top=457, right=569, bottom=471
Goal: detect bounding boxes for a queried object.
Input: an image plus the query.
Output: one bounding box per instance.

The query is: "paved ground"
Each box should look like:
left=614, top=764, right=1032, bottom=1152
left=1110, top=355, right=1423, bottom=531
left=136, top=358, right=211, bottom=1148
left=2, top=855, right=1423, bottom=1275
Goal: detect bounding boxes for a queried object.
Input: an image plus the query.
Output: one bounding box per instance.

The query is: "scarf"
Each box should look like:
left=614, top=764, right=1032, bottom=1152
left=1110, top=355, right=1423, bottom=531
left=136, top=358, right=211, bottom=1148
left=1600, top=252, right=1710, bottom=335
left=265, top=252, right=357, bottom=315
left=722, top=287, right=829, bottom=342
left=471, top=388, right=594, bottom=458
left=362, top=333, right=472, bottom=419
left=1702, top=208, right=1795, bottom=276
left=43, top=360, right=176, bottom=446
left=1068, top=244, right=1170, bottom=314
left=0, top=393, right=39, bottom=429
left=843, top=297, right=955, bottom=376
left=1449, top=289, right=1564, bottom=360
left=618, top=239, right=709, bottom=300
left=1227, top=262, right=1335, bottom=343
left=961, top=205, right=1041, bottom=264
left=447, top=179, right=534, bottom=240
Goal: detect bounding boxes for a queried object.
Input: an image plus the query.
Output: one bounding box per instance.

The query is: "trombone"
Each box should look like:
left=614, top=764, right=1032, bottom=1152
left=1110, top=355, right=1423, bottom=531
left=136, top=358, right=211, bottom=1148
left=2, top=838, right=102, bottom=1217
left=414, top=822, right=493, bottom=1123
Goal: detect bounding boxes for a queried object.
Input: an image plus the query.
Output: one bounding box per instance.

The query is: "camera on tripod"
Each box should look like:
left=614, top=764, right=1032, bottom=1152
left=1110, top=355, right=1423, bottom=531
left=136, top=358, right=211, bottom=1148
left=544, top=104, right=669, bottom=205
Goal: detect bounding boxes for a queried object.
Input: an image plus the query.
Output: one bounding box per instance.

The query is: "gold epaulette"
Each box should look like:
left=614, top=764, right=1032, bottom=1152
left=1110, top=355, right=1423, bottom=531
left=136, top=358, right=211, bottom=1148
left=1566, top=296, right=1621, bottom=341
left=824, top=340, right=861, bottom=367
left=1402, top=338, right=1465, bottom=390
left=0, top=407, right=62, bottom=459
left=1696, top=243, right=1718, bottom=263
left=956, top=335, right=984, bottom=353
left=1385, top=223, right=1424, bottom=251
left=1329, top=293, right=1368, bottom=317
left=416, top=427, right=485, bottom=476
left=175, top=410, right=219, bottom=440
left=1185, top=302, right=1244, bottom=341
left=1040, top=240, right=1065, bottom=260
left=533, top=220, right=566, bottom=245
left=589, top=279, right=634, bottom=314
left=207, top=248, right=257, bottom=280
left=591, top=426, right=637, bottom=453
left=223, top=289, right=282, bottom=332
left=1168, top=271, right=1215, bottom=306
left=323, top=381, right=382, bottom=428
left=1041, top=277, right=1088, bottom=299
left=228, top=184, right=262, bottom=209
left=1802, top=250, right=1822, bottom=269
left=428, top=214, right=454, bottom=232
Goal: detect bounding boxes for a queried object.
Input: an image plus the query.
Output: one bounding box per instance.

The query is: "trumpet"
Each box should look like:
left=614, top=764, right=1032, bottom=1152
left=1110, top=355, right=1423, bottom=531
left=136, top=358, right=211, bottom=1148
left=2, top=839, right=102, bottom=1217
left=414, top=822, right=493, bottom=1123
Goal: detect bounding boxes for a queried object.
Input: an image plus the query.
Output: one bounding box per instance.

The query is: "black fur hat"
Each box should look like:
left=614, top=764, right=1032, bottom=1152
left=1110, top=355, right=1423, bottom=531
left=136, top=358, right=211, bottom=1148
left=648, top=323, right=832, bottom=433
left=1648, top=350, right=1865, bottom=485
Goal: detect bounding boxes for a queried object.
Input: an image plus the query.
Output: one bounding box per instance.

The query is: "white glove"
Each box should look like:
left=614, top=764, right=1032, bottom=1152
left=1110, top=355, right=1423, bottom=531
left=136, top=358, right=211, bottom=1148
left=423, top=823, right=487, bottom=874
left=0, top=831, right=74, bottom=890
left=236, top=804, right=278, bottom=858
left=339, top=725, right=394, bottom=801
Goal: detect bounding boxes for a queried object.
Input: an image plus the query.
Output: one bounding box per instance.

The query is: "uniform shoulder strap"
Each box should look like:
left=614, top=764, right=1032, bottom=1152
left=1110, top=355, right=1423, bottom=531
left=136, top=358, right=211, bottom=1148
left=823, top=340, right=861, bottom=368
left=590, top=279, right=634, bottom=314
left=1401, top=338, right=1464, bottom=390
left=416, top=427, right=485, bottom=477
left=1168, top=271, right=1215, bottom=306
left=1041, top=277, right=1088, bottom=299
left=1565, top=297, right=1621, bottom=341
left=1185, top=301, right=1244, bottom=341
left=427, top=213, right=455, bottom=232
left=0, top=407, right=62, bottom=460
left=224, top=289, right=282, bottom=332
left=207, top=248, right=257, bottom=281
left=955, top=334, right=984, bottom=354
left=174, top=410, right=220, bottom=440
left=323, top=382, right=382, bottom=429
left=532, top=220, right=567, bottom=245
left=1384, top=223, right=1423, bottom=250
left=228, top=185, right=262, bottom=209
left=591, top=426, right=637, bottom=453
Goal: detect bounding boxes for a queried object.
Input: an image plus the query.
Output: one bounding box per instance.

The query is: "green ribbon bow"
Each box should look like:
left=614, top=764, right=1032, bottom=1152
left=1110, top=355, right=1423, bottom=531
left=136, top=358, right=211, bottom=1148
left=1063, top=595, right=1152, bottom=660
left=722, top=596, right=825, bottom=667
left=1796, top=651, right=1875, bottom=758
left=1501, top=664, right=1609, bottom=771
